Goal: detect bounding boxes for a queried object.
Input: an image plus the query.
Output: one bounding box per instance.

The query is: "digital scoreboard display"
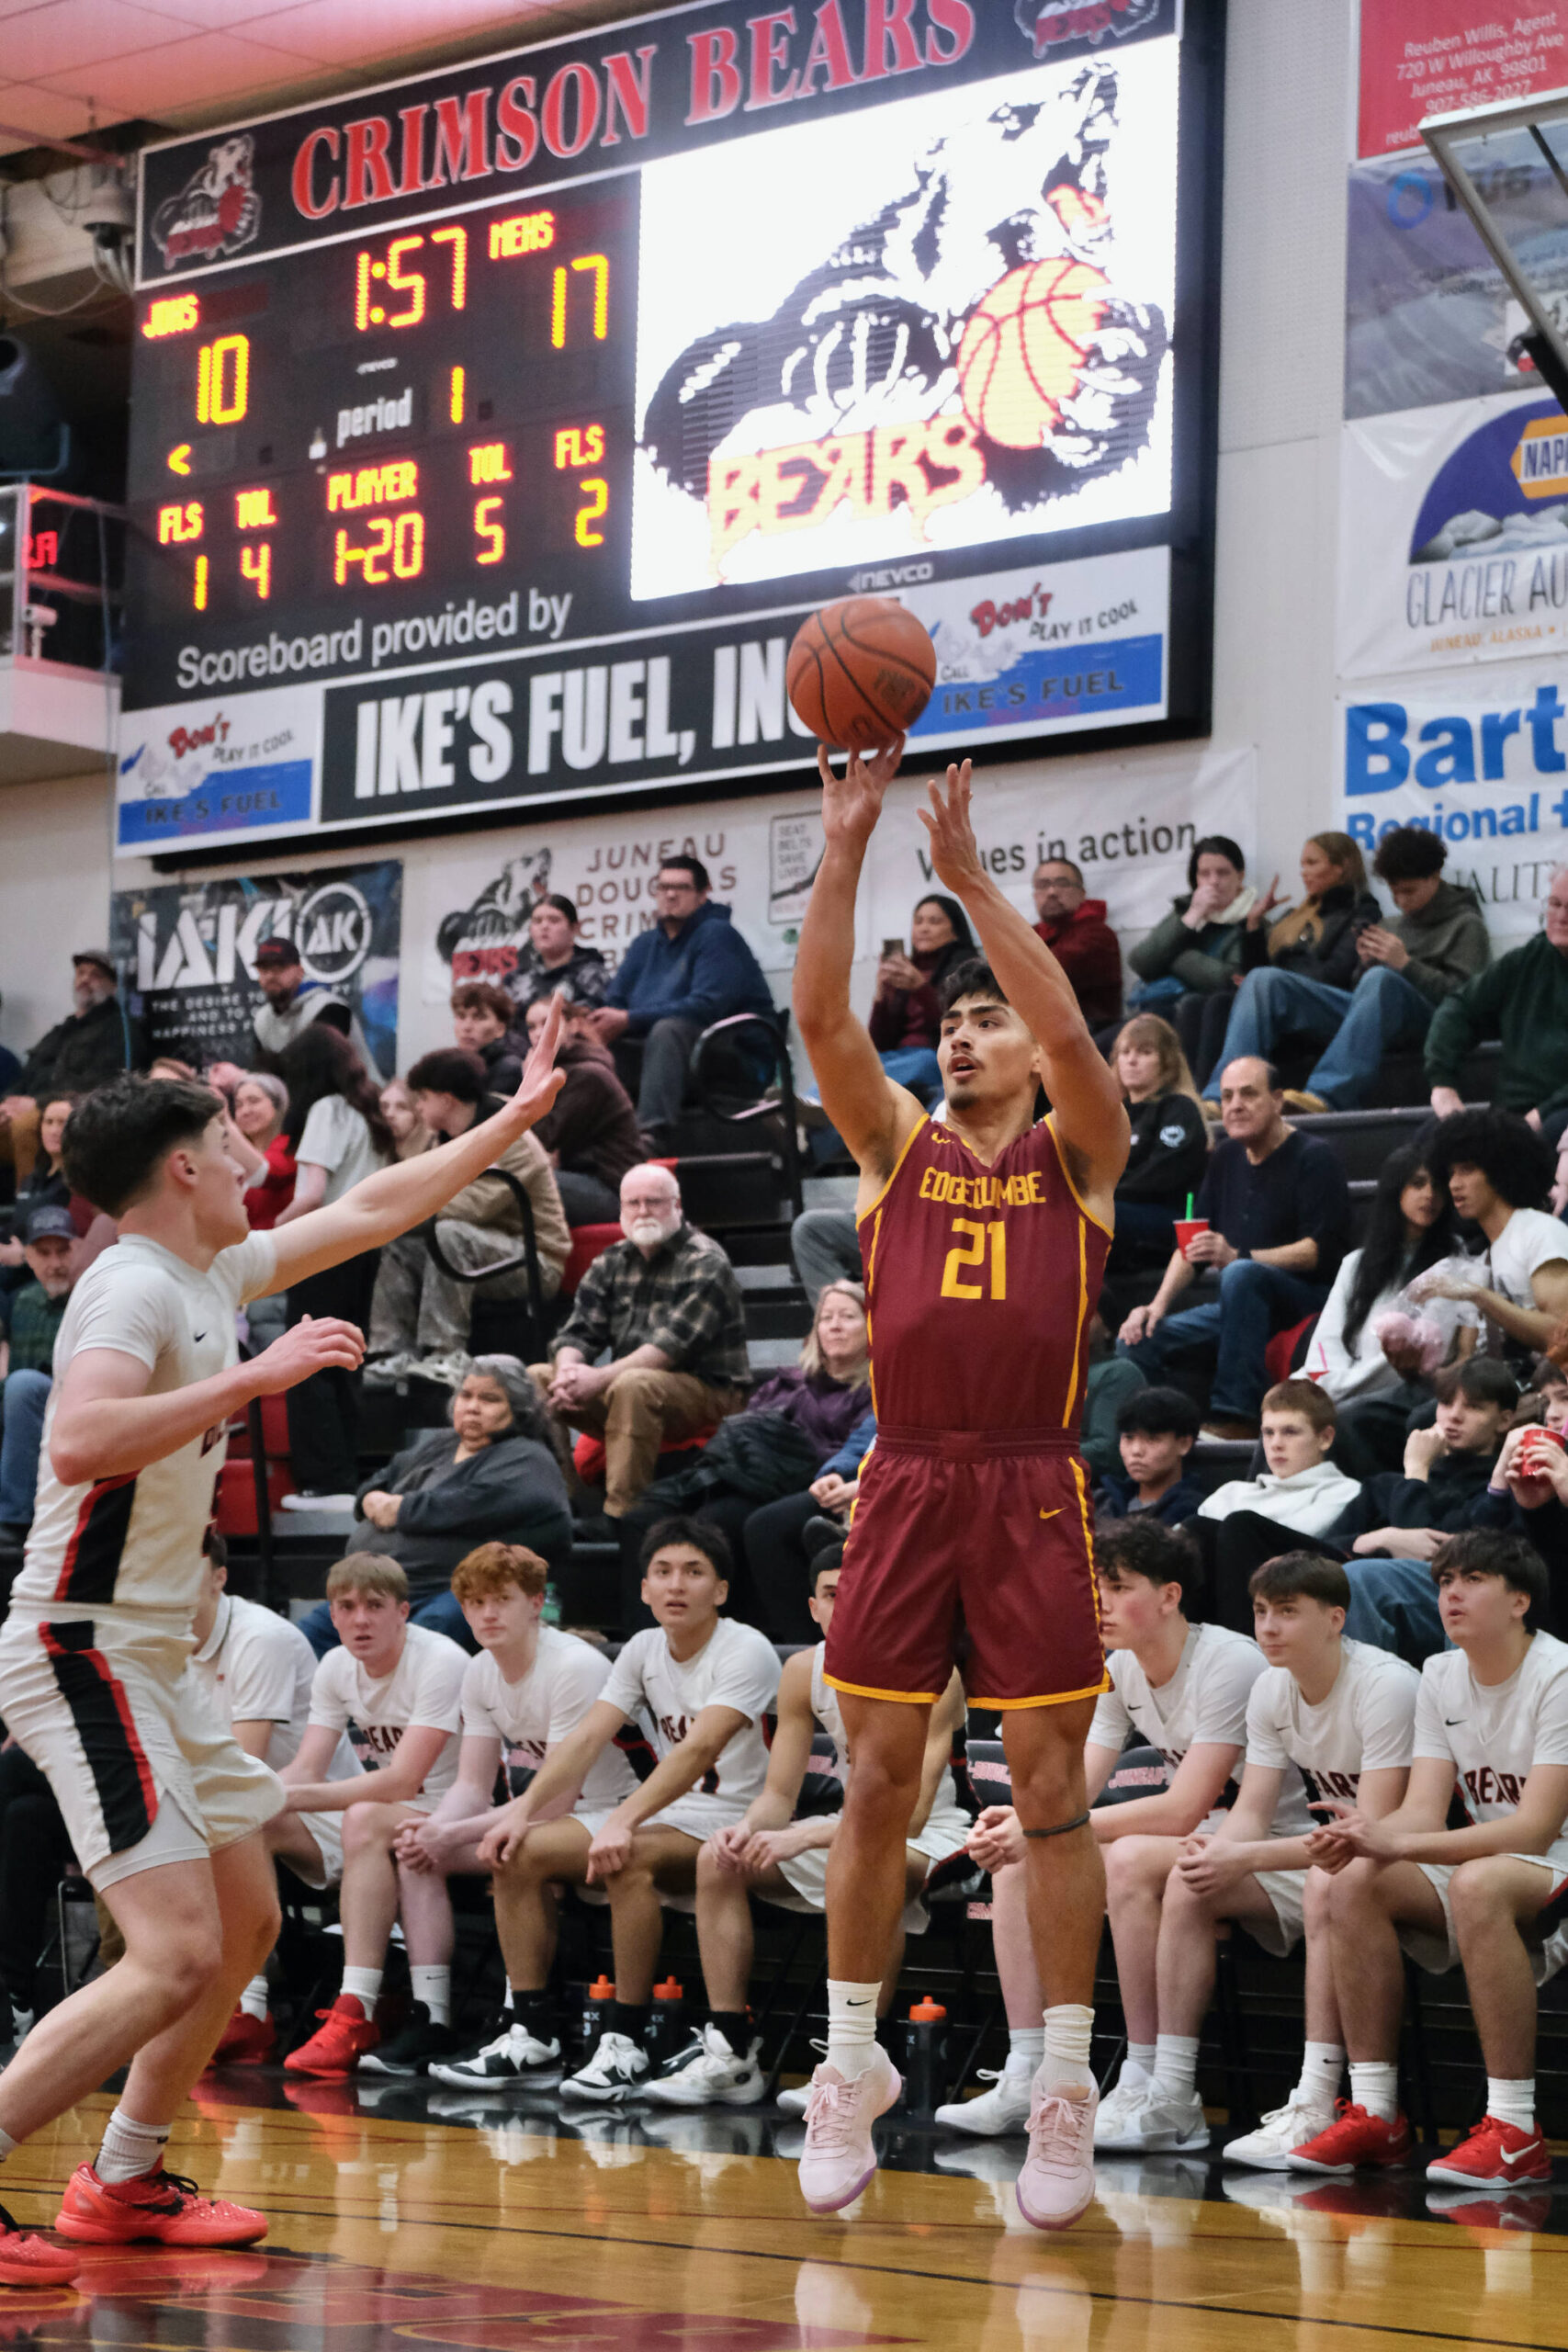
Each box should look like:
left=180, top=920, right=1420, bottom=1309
left=121, top=0, right=1221, bottom=855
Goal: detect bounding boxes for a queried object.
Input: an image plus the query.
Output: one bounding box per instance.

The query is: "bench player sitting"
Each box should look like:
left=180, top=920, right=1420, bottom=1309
left=191, top=1532, right=365, bottom=2064
left=389, top=1541, right=641, bottom=2089
left=475, top=1518, right=782, bottom=2102
left=267, top=1554, right=468, bottom=2077
left=953, top=1519, right=1274, bottom=2144
left=1159, top=1553, right=1419, bottom=2168
left=645, top=1543, right=970, bottom=2110
left=1302, top=1530, right=1568, bottom=2188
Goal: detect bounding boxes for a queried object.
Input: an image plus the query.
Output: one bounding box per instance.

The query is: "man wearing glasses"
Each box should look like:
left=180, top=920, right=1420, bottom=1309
left=586, top=858, right=775, bottom=1150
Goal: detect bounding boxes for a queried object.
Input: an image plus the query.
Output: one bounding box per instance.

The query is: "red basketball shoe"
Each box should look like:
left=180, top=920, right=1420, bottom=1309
left=210, top=2007, right=276, bottom=2065
left=53, top=2166, right=267, bottom=2248
left=0, top=2205, right=78, bottom=2287
left=283, top=1995, right=378, bottom=2075
left=1286, top=2101, right=1414, bottom=2176
left=1426, top=2117, right=1551, bottom=2188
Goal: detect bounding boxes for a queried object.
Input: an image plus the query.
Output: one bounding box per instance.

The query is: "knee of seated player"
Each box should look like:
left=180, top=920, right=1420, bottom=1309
left=342, top=1802, right=404, bottom=1860
left=1303, top=1865, right=1335, bottom=1935
left=1103, top=1835, right=1174, bottom=1898
left=1447, top=1855, right=1523, bottom=1934
left=1325, top=1853, right=1387, bottom=1917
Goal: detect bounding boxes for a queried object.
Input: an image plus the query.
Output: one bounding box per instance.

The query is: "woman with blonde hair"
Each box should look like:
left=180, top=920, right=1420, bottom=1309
left=1199, top=831, right=1381, bottom=1106
left=1108, top=1014, right=1210, bottom=1276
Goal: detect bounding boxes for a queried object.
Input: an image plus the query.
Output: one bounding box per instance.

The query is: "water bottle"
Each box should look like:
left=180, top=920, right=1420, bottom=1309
left=580, top=1973, right=615, bottom=2062
left=899, top=1998, right=948, bottom=2121
left=646, top=1976, right=685, bottom=2071
left=542, top=1584, right=562, bottom=1627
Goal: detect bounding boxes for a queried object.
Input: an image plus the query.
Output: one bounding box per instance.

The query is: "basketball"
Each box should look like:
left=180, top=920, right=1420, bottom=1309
left=786, top=596, right=936, bottom=752
left=956, top=258, right=1111, bottom=450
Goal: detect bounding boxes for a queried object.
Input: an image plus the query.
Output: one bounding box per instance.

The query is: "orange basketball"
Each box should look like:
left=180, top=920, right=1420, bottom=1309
left=956, top=259, right=1111, bottom=450
left=786, top=596, right=936, bottom=752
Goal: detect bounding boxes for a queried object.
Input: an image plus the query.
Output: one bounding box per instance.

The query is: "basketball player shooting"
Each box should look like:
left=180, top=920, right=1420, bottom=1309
left=0, top=1006, right=565, bottom=2285
left=792, top=744, right=1128, bottom=2229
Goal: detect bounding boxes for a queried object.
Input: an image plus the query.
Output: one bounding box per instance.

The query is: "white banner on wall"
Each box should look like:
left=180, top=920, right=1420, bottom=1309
left=1340, top=671, right=1568, bottom=944
left=1339, top=393, right=1568, bottom=681
left=421, top=745, right=1257, bottom=1016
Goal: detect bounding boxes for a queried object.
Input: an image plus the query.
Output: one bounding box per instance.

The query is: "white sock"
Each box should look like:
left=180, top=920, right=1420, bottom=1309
left=1039, top=2003, right=1095, bottom=2098
left=1152, top=2031, right=1200, bottom=2103
left=96, top=2109, right=170, bottom=2186
left=1007, top=2026, right=1044, bottom=2071
left=1348, top=2060, right=1400, bottom=2124
left=1487, top=2075, right=1536, bottom=2133
left=411, top=1964, right=451, bottom=2027
left=240, top=1974, right=270, bottom=2023
left=1122, top=2039, right=1157, bottom=2087
left=340, top=1965, right=383, bottom=2019
left=1298, top=2041, right=1345, bottom=2110
left=825, top=1979, right=881, bottom=2079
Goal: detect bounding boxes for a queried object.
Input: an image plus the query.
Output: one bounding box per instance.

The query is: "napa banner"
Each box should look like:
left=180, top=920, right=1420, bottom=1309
left=109, top=858, right=402, bottom=1076
left=1340, top=673, right=1568, bottom=943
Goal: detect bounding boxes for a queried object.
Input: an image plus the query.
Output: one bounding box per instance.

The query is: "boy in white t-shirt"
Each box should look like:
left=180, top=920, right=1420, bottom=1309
left=265, top=1553, right=467, bottom=2079
left=1306, top=1530, right=1568, bottom=2188
left=475, top=1517, right=781, bottom=2105
left=1412, top=1114, right=1568, bottom=1357
left=1156, top=1552, right=1418, bottom=2168
left=388, top=1541, right=637, bottom=2090
left=646, top=1546, right=969, bottom=2112
left=956, top=1521, right=1279, bottom=2143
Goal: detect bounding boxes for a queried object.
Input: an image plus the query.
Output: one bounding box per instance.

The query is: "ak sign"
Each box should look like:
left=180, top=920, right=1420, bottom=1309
left=118, top=0, right=1222, bottom=854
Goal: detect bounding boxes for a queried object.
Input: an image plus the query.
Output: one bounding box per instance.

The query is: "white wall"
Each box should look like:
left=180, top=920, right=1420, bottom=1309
left=0, top=0, right=1354, bottom=1075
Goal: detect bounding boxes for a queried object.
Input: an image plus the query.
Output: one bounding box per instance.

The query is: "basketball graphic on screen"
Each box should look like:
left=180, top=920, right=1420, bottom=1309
left=786, top=597, right=936, bottom=752
left=956, top=259, right=1111, bottom=450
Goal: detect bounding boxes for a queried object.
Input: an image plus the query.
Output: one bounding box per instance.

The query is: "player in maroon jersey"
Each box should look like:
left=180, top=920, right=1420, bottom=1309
left=792, top=745, right=1128, bottom=2228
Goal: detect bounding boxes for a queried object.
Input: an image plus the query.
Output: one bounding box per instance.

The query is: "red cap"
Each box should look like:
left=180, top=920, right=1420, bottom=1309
left=908, top=1998, right=947, bottom=2022
left=653, top=1977, right=683, bottom=2001
left=589, top=1975, right=615, bottom=1999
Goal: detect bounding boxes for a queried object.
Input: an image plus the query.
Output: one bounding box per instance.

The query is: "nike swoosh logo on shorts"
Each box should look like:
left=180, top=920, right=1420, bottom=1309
left=1445, top=1717, right=1467, bottom=1726
left=193, top=1330, right=208, bottom=1341
left=1039, top=1508, right=1062, bottom=1521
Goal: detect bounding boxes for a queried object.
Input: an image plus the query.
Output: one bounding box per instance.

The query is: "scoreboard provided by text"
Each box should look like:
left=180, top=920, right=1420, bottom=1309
left=120, top=0, right=1223, bottom=854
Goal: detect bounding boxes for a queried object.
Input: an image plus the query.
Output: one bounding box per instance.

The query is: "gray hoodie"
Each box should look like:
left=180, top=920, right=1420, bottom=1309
left=1389, top=878, right=1491, bottom=1006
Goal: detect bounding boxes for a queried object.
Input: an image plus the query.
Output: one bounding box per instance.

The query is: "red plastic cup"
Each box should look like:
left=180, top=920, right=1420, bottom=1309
left=1516, top=1426, right=1566, bottom=1477
left=1174, top=1217, right=1211, bottom=1258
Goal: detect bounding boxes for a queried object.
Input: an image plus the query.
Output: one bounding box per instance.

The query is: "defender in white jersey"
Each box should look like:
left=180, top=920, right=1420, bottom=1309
left=646, top=1550, right=970, bottom=2111
left=393, top=1544, right=638, bottom=2092
left=0, top=1025, right=567, bottom=2281
left=476, top=1519, right=781, bottom=2105
left=1143, top=1555, right=1419, bottom=2168
left=266, top=1555, right=467, bottom=2079
left=1312, top=1531, right=1568, bottom=2189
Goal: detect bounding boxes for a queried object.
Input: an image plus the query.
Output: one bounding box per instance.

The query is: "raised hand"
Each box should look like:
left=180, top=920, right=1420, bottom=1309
left=916, top=761, right=985, bottom=896
left=510, top=990, right=569, bottom=1125
left=252, top=1317, right=366, bottom=1394
left=1247, top=875, right=1284, bottom=932
left=816, top=737, right=904, bottom=854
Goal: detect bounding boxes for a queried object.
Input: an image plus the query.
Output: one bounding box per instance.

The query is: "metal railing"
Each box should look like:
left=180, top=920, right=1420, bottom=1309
left=0, top=482, right=123, bottom=673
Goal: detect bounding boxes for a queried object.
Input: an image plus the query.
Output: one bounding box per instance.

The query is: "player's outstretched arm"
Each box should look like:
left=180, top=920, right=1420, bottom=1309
left=794, top=740, right=927, bottom=1189
left=265, top=995, right=569, bottom=1293
left=919, top=762, right=1128, bottom=1212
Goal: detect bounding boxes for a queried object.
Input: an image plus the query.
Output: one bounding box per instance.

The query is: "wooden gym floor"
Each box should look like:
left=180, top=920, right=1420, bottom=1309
left=0, top=2074, right=1561, bottom=2351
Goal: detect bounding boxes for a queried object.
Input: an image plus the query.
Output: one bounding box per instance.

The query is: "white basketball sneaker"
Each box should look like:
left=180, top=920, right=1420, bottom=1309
left=1223, top=2094, right=1337, bottom=2171
left=933, top=2061, right=1033, bottom=2136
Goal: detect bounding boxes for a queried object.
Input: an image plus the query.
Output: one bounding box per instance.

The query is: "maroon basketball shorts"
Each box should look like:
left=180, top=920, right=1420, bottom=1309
left=822, top=1426, right=1108, bottom=1711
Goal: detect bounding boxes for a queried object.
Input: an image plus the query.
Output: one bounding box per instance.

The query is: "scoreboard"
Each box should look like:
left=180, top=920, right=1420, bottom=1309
left=120, top=0, right=1222, bottom=855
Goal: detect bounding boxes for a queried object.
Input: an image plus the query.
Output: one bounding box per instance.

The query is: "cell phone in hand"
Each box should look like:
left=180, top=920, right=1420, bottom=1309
left=881, top=937, right=906, bottom=958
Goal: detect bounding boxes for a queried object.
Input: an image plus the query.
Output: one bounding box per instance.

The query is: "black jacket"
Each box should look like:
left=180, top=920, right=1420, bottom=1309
left=1118, top=1094, right=1209, bottom=1206
left=1326, top=1449, right=1500, bottom=1545
left=21, top=993, right=148, bottom=1100
left=350, top=1427, right=572, bottom=1600
left=1240, top=885, right=1382, bottom=992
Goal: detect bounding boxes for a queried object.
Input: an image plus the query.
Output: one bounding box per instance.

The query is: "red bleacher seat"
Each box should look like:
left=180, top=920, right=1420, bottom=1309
left=560, top=1223, right=623, bottom=1298
left=1264, top=1315, right=1318, bottom=1385
left=572, top=1427, right=716, bottom=1487
left=215, top=1392, right=296, bottom=1534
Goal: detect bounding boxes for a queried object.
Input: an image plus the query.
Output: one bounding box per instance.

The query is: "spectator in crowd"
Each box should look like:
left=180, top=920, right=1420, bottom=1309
left=1127, top=836, right=1256, bottom=1089
left=0, top=1095, right=73, bottom=1280
left=1106, top=1014, right=1210, bottom=1276
left=589, top=857, right=776, bottom=1148
left=1428, top=868, right=1568, bottom=1139
left=1146, top=1554, right=1420, bottom=2167
left=1199, top=835, right=1382, bottom=1109
left=865, top=895, right=976, bottom=1102
left=402, top=1543, right=643, bottom=2091
left=537, top=1163, right=750, bottom=1519
left=251, top=935, right=373, bottom=1067
left=1188, top=1380, right=1362, bottom=1627
left=738, top=1411, right=875, bottom=1645
left=451, top=981, right=528, bottom=1095
left=502, top=892, right=610, bottom=1012
left=523, top=993, right=644, bottom=1224
left=1471, top=1421, right=1568, bottom=1634
left=364, top=1048, right=569, bottom=1388
left=1118, top=1057, right=1351, bottom=1439
left=1097, top=1387, right=1205, bottom=1524
left=1305, top=1145, right=1468, bottom=1479
left=296, top=1359, right=573, bottom=1659
left=1306, top=1532, right=1568, bottom=2188
left=380, top=1077, right=428, bottom=1159
left=1202, top=831, right=1486, bottom=1115
left=1031, top=855, right=1122, bottom=1031
left=274, top=1024, right=395, bottom=1508
left=0, top=1745, right=71, bottom=2043
left=789, top=1204, right=861, bottom=1307
left=0, top=954, right=146, bottom=1166
left=0, top=1206, right=78, bottom=1561
left=1082, top=1313, right=1147, bottom=1482
left=1412, top=1111, right=1568, bottom=1361
left=226, top=1069, right=294, bottom=1347
left=271, top=1555, right=469, bottom=2078
left=473, top=1519, right=781, bottom=2104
